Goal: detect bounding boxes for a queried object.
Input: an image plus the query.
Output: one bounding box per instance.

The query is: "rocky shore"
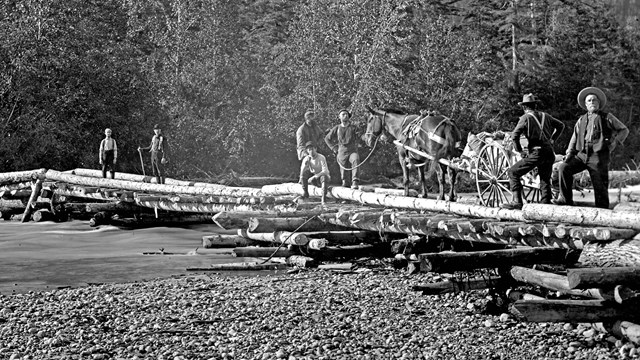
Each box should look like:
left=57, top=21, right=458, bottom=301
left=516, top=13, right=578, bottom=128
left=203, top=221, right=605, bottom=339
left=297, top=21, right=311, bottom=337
left=0, top=269, right=636, bottom=360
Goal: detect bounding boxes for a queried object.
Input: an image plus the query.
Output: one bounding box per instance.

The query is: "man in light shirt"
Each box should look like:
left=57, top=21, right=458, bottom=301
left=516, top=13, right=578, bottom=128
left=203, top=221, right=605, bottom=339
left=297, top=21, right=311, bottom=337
left=555, top=87, right=629, bottom=208
left=299, top=141, right=331, bottom=204
left=99, top=128, right=118, bottom=179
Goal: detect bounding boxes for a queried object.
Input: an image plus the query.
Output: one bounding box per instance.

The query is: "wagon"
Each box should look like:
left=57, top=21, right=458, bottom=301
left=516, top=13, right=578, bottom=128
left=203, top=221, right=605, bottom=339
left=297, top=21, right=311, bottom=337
left=394, top=131, right=545, bottom=207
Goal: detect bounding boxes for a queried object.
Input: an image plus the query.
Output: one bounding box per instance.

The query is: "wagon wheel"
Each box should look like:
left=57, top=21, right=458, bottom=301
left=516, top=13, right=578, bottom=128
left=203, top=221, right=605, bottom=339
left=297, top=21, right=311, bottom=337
left=475, top=143, right=513, bottom=207
left=522, top=170, right=542, bottom=204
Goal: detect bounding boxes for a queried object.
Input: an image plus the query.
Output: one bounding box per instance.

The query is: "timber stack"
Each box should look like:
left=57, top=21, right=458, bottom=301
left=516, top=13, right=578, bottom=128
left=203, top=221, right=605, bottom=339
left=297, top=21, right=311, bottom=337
left=2, top=168, right=640, bottom=344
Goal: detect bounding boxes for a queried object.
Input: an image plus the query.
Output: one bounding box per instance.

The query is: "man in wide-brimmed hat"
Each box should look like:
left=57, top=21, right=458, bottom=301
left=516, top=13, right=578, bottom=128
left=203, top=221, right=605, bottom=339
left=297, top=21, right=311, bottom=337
left=325, top=108, right=361, bottom=189
left=554, top=87, right=629, bottom=208
left=296, top=109, right=325, bottom=161
left=501, top=93, right=565, bottom=209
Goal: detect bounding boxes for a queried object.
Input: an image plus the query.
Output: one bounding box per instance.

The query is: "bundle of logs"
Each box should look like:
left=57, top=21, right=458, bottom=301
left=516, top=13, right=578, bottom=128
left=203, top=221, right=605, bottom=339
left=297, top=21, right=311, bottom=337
left=2, top=168, right=640, bottom=344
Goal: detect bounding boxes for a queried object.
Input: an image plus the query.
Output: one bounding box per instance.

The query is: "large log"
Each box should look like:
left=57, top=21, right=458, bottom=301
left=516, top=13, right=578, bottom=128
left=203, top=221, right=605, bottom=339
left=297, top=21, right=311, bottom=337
left=70, top=168, right=195, bottom=185
left=202, top=234, right=257, bottom=248
left=0, top=169, right=46, bottom=185
left=412, top=275, right=505, bottom=295
left=579, top=239, right=640, bottom=267
left=46, top=170, right=263, bottom=197
left=211, top=209, right=337, bottom=229
left=187, top=262, right=288, bottom=271
left=105, top=214, right=214, bottom=228
left=261, top=182, right=526, bottom=221
left=510, top=266, right=610, bottom=300
left=511, top=299, right=639, bottom=322
left=241, top=230, right=309, bottom=246
left=309, top=244, right=386, bottom=260
left=21, top=179, right=44, bottom=223
left=134, top=199, right=282, bottom=213
left=523, top=203, right=640, bottom=230
left=0, top=188, right=32, bottom=200
left=419, top=248, right=573, bottom=273
left=84, top=201, right=147, bottom=213
left=232, top=247, right=298, bottom=257
left=247, top=217, right=352, bottom=233
left=567, top=267, right=640, bottom=289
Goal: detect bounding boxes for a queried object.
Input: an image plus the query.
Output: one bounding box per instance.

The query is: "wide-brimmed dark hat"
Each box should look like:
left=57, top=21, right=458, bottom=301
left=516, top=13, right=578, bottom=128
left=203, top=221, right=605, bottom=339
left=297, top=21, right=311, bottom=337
left=305, top=141, right=316, bottom=148
left=337, top=109, right=351, bottom=118
left=153, top=123, right=161, bottom=130
left=577, top=87, right=607, bottom=110
left=518, top=93, right=540, bottom=106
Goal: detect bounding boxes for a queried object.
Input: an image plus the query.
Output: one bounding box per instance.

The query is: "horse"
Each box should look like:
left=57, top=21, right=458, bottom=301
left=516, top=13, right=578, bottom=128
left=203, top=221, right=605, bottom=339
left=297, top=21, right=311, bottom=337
left=364, top=107, right=463, bottom=201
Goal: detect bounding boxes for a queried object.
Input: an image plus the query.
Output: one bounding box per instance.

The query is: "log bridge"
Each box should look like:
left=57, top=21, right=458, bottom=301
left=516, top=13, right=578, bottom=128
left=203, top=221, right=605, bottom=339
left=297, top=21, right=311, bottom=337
left=2, top=168, right=640, bottom=343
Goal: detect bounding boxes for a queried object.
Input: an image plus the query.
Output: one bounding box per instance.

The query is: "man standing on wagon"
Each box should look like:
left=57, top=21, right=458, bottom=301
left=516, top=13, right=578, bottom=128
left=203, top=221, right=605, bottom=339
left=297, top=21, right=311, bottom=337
left=554, top=87, right=629, bottom=209
left=325, top=109, right=361, bottom=189
left=501, top=94, right=565, bottom=209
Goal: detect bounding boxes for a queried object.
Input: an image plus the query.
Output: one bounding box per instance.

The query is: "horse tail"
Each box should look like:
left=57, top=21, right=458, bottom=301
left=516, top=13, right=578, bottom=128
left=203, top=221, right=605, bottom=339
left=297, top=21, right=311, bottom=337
left=426, top=119, right=462, bottom=178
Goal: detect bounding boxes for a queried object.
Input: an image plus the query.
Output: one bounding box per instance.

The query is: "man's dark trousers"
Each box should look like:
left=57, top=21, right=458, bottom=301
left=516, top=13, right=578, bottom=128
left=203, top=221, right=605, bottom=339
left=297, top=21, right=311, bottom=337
left=507, top=147, right=555, bottom=203
left=557, top=151, right=610, bottom=209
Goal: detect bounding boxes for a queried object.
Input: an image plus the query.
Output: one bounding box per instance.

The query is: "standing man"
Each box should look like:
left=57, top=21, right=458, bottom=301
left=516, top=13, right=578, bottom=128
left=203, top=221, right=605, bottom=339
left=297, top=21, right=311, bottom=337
left=299, top=141, right=331, bottom=204
left=138, top=124, right=169, bottom=184
left=296, top=109, right=325, bottom=161
left=99, top=128, right=118, bottom=179
left=325, top=109, right=360, bottom=189
left=501, top=94, right=565, bottom=209
left=555, top=87, right=629, bottom=208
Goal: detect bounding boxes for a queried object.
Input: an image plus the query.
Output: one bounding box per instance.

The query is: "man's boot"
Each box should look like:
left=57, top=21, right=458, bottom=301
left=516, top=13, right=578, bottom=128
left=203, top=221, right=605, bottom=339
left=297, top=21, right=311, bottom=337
left=351, top=180, right=359, bottom=189
left=501, top=189, right=523, bottom=210
left=341, top=179, right=348, bottom=187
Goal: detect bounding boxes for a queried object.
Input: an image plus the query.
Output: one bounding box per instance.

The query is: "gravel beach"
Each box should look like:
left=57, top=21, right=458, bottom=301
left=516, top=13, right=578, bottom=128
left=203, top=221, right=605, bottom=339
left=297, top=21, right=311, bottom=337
left=0, top=269, right=635, bottom=360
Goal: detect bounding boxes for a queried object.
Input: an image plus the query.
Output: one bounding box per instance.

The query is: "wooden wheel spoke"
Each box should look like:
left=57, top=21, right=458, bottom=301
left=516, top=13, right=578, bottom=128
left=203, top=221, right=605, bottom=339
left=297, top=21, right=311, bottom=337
left=496, top=182, right=511, bottom=194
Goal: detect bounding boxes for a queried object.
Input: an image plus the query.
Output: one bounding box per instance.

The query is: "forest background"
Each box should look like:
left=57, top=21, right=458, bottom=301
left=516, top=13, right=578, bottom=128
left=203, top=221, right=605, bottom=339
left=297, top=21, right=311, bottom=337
left=1, top=0, right=639, bottom=185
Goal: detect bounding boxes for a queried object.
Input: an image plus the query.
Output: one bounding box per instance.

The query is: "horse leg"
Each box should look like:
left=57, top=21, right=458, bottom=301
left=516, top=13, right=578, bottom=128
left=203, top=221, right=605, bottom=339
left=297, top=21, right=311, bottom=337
left=399, top=152, right=411, bottom=197
left=418, top=164, right=429, bottom=198
left=435, top=163, right=446, bottom=200
left=448, top=166, right=457, bottom=202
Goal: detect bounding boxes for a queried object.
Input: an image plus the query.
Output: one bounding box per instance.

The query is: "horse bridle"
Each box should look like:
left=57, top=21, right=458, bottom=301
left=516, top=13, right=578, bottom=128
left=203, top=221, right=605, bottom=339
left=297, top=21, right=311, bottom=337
left=365, top=111, right=387, bottom=140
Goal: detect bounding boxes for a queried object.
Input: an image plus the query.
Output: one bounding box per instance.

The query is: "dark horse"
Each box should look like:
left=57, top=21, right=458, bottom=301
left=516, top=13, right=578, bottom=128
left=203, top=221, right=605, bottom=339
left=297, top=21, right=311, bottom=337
left=364, top=107, right=462, bottom=200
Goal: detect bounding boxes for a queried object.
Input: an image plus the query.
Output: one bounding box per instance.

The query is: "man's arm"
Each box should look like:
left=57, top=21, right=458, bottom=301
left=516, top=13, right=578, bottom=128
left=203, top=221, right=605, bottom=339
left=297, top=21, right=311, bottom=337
left=510, top=117, right=527, bottom=153
left=324, top=126, right=338, bottom=153
left=547, top=115, right=565, bottom=142
left=565, top=122, right=580, bottom=157
left=296, top=126, right=306, bottom=159
left=113, top=140, right=118, bottom=163
left=608, top=114, right=629, bottom=151
left=99, top=139, right=105, bottom=163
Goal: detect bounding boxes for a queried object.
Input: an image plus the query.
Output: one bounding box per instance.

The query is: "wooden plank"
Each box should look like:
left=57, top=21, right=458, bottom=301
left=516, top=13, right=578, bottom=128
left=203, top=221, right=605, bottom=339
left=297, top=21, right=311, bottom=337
left=412, top=275, right=504, bottom=295
left=512, top=299, right=639, bottom=322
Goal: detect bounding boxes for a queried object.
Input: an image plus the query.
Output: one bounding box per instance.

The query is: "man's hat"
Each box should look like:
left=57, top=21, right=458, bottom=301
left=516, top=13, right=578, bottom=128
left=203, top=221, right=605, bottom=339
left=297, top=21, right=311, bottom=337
left=577, top=87, right=607, bottom=110
left=337, top=109, right=351, bottom=118
left=305, top=141, right=316, bottom=149
left=153, top=123, right=161, bottom=130
left=518, top=93, right=540, bottom=106
left=304, top=109, right=315, bottom=119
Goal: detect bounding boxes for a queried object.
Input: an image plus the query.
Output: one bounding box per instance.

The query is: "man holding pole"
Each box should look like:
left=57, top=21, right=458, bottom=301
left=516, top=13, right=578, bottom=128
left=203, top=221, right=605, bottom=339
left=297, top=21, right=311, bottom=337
left=138, top=124, right=169, bottom=184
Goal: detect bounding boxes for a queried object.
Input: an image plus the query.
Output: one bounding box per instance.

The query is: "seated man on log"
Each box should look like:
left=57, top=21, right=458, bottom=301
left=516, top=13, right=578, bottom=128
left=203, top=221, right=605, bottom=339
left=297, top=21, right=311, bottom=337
left=501, top=93, right=565, bottom=209
left=554, top=87, right=629, bottom=208
left=299, top=141, right=330, bottom=204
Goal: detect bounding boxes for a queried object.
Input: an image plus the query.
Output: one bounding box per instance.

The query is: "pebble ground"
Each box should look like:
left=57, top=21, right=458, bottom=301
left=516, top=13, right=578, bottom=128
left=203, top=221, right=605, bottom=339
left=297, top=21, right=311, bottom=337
left=0, top=269, right=637, bottom=360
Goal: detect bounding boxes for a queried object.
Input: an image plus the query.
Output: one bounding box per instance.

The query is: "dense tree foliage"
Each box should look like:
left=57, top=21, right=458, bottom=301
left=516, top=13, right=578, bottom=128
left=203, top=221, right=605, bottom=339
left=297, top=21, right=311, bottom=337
left=0, top=0, right=638, bottom=179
